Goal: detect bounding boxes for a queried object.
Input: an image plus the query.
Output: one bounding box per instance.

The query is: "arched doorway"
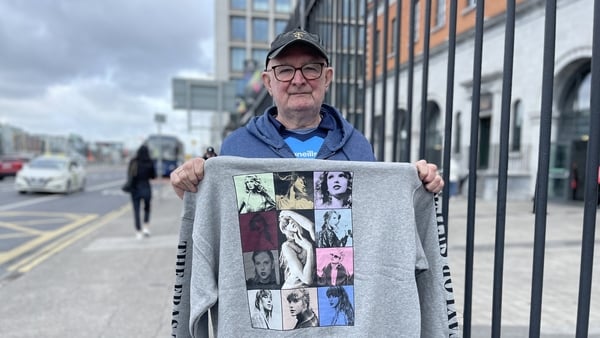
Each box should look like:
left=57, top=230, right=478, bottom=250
left=424, top=101, right=442, bottom=166
left=555, top=58, right=591, bottom=200
left=394, top=108, right=410, bottom=162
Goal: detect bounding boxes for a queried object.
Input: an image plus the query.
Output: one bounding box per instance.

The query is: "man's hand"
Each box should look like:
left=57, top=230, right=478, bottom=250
left=170, top=157, right=206, bottom=199
left=416, top=159, right=444, bottom=194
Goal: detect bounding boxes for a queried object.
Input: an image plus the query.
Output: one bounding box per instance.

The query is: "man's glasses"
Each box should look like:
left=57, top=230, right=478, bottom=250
left=268, top=62, right=326, bottom=82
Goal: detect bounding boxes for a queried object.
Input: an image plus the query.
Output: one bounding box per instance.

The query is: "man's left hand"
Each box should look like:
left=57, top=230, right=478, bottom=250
left=416, top=159, right=444, bottom=194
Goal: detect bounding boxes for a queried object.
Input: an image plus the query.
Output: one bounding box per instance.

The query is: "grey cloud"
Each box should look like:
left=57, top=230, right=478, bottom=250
left=0, top=0, right=213, bottom=98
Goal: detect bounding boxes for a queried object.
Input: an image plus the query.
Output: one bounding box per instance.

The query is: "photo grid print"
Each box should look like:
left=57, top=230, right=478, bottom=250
left=233, top=171, right=355, bottom=331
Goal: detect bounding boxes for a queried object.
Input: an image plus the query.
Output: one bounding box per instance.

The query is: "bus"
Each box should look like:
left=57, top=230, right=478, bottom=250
left=144, top=134, right=184, bottom=177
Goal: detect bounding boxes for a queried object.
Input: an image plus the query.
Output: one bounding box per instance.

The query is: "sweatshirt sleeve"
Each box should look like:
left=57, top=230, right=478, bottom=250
left=171, top=192, right=197, bottom=338
left=188, top=171, right=223, bottom=338
left=413, top=188, right=460, bottom=337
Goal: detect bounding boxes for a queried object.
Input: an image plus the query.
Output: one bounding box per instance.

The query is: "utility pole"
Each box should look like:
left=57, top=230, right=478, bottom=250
left=154, top=113, right=166, bottom=176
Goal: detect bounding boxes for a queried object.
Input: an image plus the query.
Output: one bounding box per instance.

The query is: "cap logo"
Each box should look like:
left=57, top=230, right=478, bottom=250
left=293, top=31, right=304, bottom=39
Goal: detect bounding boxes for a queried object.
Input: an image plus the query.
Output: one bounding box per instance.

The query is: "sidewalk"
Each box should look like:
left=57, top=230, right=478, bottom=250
left=0, top=184, right=598, bottom=337
left=446, top=196, right=600, bottom=337
left=0, top=180, right=181, bottom=338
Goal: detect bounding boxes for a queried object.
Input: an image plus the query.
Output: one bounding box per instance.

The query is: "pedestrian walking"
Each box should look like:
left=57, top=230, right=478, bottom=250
left=126, top=144, right=157, bottom=239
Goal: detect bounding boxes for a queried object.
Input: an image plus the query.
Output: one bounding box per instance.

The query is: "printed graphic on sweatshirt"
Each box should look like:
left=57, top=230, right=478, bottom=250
left=314, top=171, right=353, bottom=209
left=234, top=173, right=277, bottom=213
left=274, top=171, right=314, bottom=210
left=233, top=170, right=355, bottom=331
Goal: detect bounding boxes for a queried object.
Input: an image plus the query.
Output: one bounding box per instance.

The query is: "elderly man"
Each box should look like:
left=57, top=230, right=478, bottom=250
left=170, top=28, right=443, bottom=197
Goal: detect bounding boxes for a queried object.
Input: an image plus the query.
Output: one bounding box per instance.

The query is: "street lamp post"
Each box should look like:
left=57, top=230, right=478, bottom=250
left=154, top=113, right=166, bottom=176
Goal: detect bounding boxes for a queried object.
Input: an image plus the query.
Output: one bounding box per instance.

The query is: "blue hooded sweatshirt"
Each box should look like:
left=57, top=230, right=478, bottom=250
left=221, top=104, right=376, bottom=161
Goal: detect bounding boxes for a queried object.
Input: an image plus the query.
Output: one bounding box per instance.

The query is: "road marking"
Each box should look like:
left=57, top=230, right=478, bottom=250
left=0, top=180, right=124, bottom=211
left=0, top=221, right=45, bottom=236
left=84, top=234, right=179, bottom=251
left=8, top=204, right=130, bottom=273
left=0, top=195, right=62, bottom=211
left=86, top=180, right=123, bottom=192
left=0, top=213, right=98, bottom=265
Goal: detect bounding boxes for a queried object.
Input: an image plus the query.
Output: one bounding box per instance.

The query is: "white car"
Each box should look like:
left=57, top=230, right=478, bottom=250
left=15, top=155, right=86, bottom=194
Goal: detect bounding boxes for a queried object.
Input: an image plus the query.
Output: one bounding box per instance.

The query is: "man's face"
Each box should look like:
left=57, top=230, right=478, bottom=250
left=253, top=252, right=273, bottom=282
left=288, top=297, right=307, bottom=317
left=263, top=45, right=333, bottom=119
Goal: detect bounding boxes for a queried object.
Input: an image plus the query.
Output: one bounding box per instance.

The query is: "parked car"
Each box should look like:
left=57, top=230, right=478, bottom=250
left=0, top=153, right=32, bottom=180
left=15, top=155, right=86, bottom=194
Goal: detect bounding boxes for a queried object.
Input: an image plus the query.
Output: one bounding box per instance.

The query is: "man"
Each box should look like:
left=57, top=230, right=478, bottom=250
left=170, top=27, right=443, bottom=199
left=286, top=288, right=319, bottom=328
left=246, top=250, right=279, bottom=289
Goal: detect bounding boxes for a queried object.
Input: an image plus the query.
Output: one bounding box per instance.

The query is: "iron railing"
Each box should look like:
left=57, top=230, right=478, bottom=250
left=245, top=0, right=598, bottom=336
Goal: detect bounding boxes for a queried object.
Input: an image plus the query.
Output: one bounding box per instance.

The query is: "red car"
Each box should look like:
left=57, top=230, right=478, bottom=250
left=0, top=154, right=32, bottom=180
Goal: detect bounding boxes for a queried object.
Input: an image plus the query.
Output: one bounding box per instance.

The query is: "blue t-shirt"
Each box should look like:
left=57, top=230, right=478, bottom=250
left=283, top=130, right=324, bottom=159
left=269, top=114, right=334, bottom=159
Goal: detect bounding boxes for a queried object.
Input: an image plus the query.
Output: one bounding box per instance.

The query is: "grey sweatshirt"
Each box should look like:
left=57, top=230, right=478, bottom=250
left=171, top=156, right=459, bottom=337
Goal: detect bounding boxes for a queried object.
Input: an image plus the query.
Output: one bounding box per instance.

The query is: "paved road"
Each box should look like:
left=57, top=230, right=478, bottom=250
left=0, top=179, right=178, bottom=338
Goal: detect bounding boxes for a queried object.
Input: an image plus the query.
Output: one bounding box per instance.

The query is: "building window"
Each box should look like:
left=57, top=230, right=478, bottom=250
left=391, top=18, right=398, bottom=55
left=234, top=78, right=247, bottom=97
left=413, top=0, right=420, bottom=42
left=425, top=102, right=443, bottom=166
left=253, top=0, right=269, bottom=11
left=395, top=108, right=409, bottom=161
left=573, top=71, right=591, bottom=112
left=275, top=19, right=288, bottom=35
left=252, top=18, right=269, bottom=42
left=435, top=0, right=446, bottom=28
left=230, top=16, right=246, bottom=41
left=348, top=0, right=358, bottom=19
left=230, top=0, right=246, bottom=10
left=275, top=0, right=292, bottom=13
left=374, top=29, right=380, bottom=64
left=511, top=100, right=523, bottom=152
left=358, top=24, right=365, bottom=48
left=454, top=112, right=462, bottom=154
left=230, top=47, right=246, bottom=73
left=466, top=0, right=476, bottom=8
left=252, top=48, right=269, bottom=67
left=341, top=23, right=356, bottom=49
left=339, top=54, right=357, bottom=78
left=562, top=67, right=591, bottom=115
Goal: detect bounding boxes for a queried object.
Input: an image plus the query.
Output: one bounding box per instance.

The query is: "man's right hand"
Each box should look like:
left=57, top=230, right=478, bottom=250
left=170, top=157, right=205, bottom=199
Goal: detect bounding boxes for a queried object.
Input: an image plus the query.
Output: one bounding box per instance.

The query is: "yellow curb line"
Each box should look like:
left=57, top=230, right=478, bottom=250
left=8, top=204, right=131, bottom=273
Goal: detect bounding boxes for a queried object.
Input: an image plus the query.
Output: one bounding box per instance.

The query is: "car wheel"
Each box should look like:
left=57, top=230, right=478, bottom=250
left=18, top=190, right=26, bottom=194
left=64, top=181, right=72, bottom=195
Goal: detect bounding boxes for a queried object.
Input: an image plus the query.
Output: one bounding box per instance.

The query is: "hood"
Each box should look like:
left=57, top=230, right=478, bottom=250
left=244, top=103, right=355, bottom=153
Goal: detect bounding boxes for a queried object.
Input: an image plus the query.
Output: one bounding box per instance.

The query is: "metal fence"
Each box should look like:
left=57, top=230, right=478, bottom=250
left=250, top=0, right=598, bottom=336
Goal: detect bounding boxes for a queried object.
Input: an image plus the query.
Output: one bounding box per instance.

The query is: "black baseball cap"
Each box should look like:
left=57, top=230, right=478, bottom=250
left=265, top=28, right=329, bottom=68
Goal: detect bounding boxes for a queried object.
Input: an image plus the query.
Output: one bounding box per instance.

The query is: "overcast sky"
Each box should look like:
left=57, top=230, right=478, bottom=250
left=0, top=0, right=215, bottom=151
